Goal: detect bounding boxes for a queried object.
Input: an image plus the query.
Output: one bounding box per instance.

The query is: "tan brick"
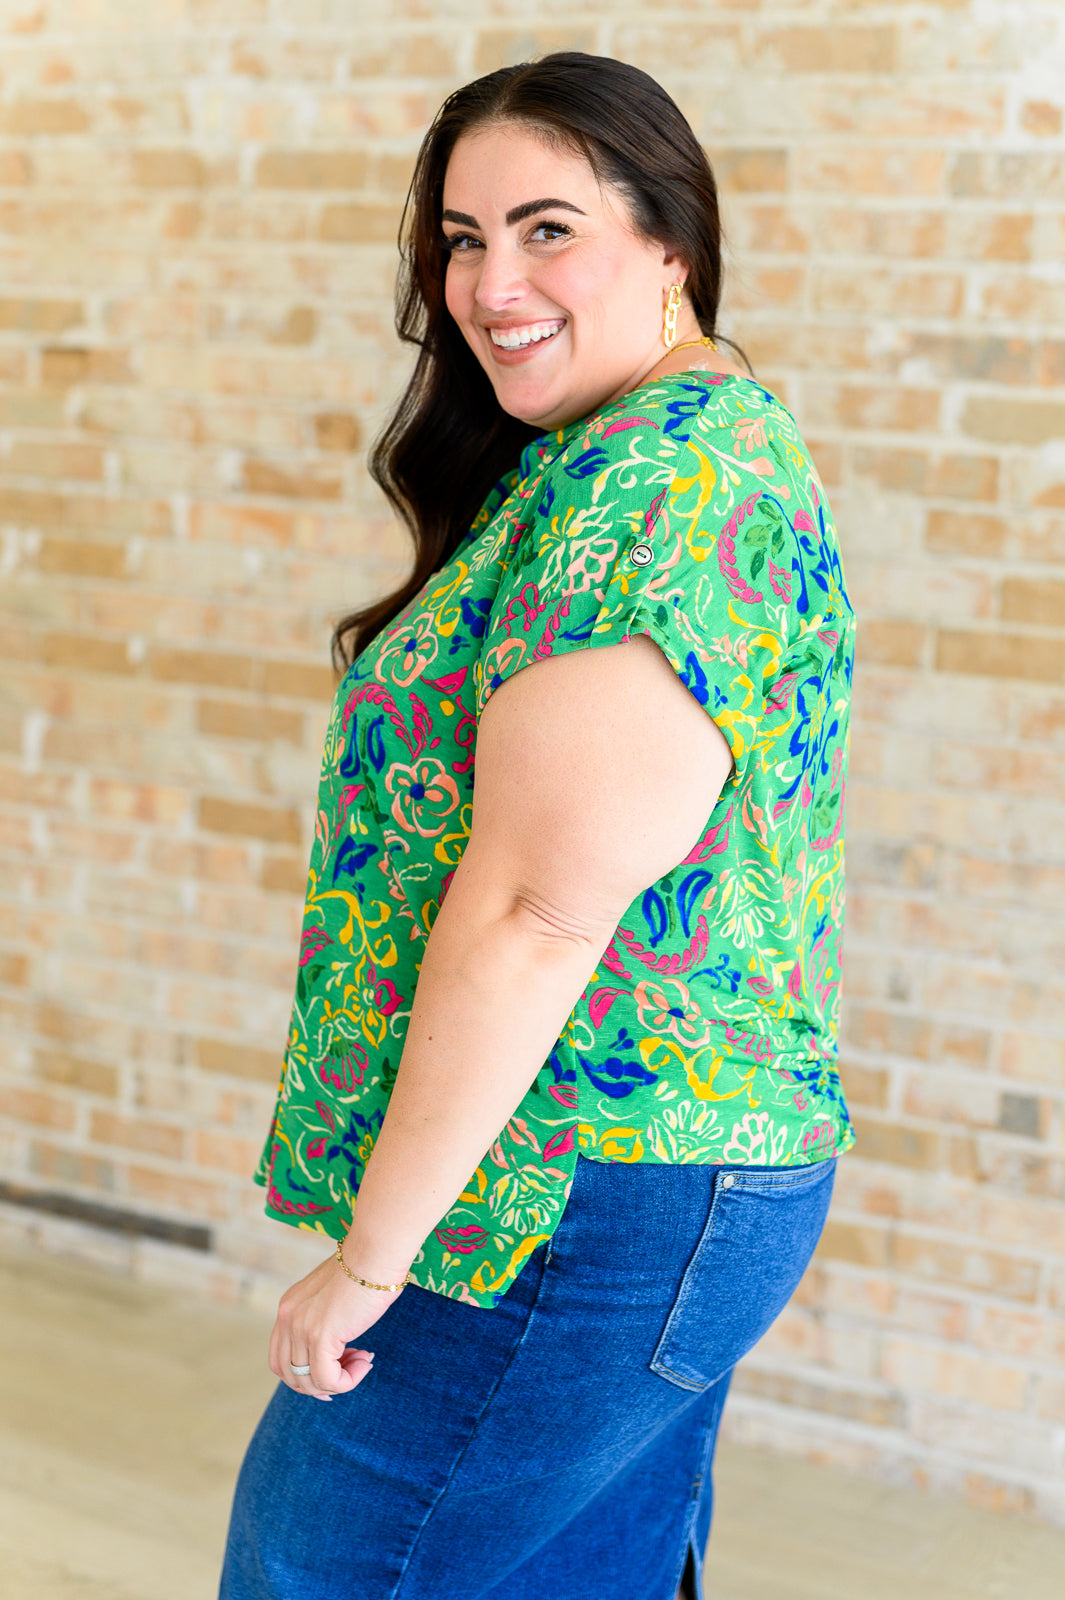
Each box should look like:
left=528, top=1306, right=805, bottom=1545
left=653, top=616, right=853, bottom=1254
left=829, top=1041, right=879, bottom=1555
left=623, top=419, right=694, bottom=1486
left=260, top=658, right=334, bottom=702
left=0, top=487, right=169, bottom=536
left=880, top=1338, right=1028, bottom=1410
left=194, top=1129, right=263, bottom=1175
left=188, top=501, right=296, bottom=546
left=472, top=27, right=599, bottom=76
left=851, top=447, right=999, bottom=501
left=817, top=1219, right=891, bottom=1268
left=40, top=632, right=133, bottom=676
left=318, top=202, right=400, bottom=244
left=1000, top=578, right=1065, bottom=628
left=893, top=1289, right=968, bottom=1344
left=41, top=347, right=134, bottom=386
left=0, top=1085, right=77, bottom=1131
left=30, top=1140, right=116, bottom=1193
left=89, top=777, right=189, bottom=826
left=711, top=147, right=789, bottom=193
left=851, top=1115, right=941, bottom=1170
left=905, top=332, right=1043, bottom=386
left=260, top=849, right=307, bottom=895
left=925, top=510, right=1006, bottom=559
left=856, top=620, right=926, bottom=669
left=807, top=384, right=940, bottom=433
left=814, top=266, right=964, bottom=317
left=242, top=458, right=344, bottom=499
left=971, top=1307, right=1046, bottom=1359
left=798, top=146, right=946, bottom=197
left=0, top=97, right=90, bottom=135
left=89, top=1110, right=184, bottom=1161
left=195, top=1036, right=282, bottom=1085
left=35, top=537, right=127, bottom=578
left=949, top=151, right=1065, bottom=201
left=935, top=630, right=1065, bottom=683
left=930, top=453, right=1000, bottom=502
left=254, top=149, right=366, bottom=189
left=198, top=796, right=300, bottom=845
left=1021, top=100, right=1062, bottom=137
left=35, top=1048, right=118, bottom=1098
left=755, top=25, right=896, bottom=73
left=131, top=149, right=207, bottom=188
left=835, top=1062, right=889, bottom=1108
left=0, top=150, right=32, bottom=184
left=0, top=952, right=30, bottom=987
left=980, top=272, right=1065, bottom=323
left=313, top=412, right=361, bottom=452
left=733, top=1366, right=904, bottom=1427
left=0, top=297, right=84, bottom=332
left=349, top=31, right=462, bottom=80
left=893, top=1233, right=1040, bottom=1302
left=149, top=647, right=256, bottom=691
left=197, top=697, right=303, bottom=744
left=962, top=396, right=1065, bottom=448
left=127, top=1164, right=230, bottom=1220
left=7, top=440, right=107, bottom=481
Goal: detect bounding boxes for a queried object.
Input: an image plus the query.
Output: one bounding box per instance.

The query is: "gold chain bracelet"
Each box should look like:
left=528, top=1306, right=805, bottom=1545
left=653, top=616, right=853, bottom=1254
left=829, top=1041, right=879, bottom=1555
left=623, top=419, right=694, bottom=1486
left=335, top=1241, right=412, bottom=1293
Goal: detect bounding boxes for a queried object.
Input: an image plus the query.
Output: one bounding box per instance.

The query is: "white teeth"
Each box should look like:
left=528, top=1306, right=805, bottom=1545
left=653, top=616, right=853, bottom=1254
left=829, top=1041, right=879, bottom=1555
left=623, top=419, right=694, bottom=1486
left=489, top=321, right=564, bottom=350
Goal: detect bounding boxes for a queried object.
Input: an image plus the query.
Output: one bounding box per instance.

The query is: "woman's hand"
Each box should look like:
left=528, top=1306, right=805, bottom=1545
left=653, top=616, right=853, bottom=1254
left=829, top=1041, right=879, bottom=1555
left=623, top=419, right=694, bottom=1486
left=268, top=1249, right=404, bottom=1401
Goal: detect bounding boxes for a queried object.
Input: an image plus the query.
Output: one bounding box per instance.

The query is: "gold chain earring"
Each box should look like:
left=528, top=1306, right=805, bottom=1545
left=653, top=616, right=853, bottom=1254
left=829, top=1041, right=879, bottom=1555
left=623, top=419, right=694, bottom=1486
left=663, top=283, right=683, bottom=350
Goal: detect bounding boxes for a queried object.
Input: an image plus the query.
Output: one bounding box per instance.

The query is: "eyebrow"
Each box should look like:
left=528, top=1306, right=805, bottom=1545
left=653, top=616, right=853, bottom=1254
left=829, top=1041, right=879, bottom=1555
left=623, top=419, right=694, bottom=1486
left=441, top=197, right=587, bottom=228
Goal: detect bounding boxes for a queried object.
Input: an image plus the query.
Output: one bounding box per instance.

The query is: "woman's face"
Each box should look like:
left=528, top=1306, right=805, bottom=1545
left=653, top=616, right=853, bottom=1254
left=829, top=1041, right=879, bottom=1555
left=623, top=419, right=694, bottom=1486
left=441, top=121, right=685, bottom=431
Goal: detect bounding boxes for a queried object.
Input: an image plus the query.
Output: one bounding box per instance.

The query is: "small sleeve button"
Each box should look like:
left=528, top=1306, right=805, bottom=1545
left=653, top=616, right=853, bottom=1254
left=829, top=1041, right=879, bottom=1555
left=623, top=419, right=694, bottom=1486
left=629, top=543, right=654, bottom=567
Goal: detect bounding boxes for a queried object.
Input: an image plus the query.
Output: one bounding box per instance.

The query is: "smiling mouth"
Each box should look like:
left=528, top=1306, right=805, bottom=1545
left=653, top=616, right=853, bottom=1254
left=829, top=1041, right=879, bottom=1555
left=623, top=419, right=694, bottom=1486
left=488, top=320, right=565, bottom=350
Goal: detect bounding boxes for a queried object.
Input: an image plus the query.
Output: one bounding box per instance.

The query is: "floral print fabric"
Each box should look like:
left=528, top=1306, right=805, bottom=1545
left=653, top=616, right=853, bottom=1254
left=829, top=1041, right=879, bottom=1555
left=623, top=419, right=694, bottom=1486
left=256, top=372, right=856, bottom=1307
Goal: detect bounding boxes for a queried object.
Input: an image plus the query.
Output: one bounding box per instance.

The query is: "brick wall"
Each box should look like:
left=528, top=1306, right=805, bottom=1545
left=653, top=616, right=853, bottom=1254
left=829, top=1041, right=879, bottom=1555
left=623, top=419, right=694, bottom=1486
left=2, top=0, right=1063, bottom=1524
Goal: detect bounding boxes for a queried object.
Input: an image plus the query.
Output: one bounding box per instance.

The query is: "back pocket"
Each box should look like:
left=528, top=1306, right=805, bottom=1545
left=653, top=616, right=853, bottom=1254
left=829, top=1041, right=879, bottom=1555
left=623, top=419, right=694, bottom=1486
left=649, top=1159, right=836, bottom=1392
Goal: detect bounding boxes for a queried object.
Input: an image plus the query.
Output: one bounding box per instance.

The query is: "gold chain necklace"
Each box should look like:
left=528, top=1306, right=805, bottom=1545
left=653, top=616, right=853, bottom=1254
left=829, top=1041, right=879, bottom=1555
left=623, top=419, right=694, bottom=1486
left=668, top=334, right=719, bottom=355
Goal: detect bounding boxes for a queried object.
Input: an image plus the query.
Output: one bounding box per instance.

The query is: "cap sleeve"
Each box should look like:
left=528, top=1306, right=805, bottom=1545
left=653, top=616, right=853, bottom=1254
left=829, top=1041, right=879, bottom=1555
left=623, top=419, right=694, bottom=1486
left=474, top=379, right=823, bottom=782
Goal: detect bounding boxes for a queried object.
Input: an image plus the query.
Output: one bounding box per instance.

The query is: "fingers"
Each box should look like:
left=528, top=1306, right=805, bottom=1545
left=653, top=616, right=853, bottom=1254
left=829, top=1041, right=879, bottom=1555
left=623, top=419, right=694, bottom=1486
left=276, top=1340, right=375, bottom=1401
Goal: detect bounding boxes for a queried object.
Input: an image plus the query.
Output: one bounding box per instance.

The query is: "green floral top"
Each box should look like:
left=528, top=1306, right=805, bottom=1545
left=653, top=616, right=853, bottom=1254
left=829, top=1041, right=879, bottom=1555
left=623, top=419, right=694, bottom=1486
left=256, top=371, right=856, bottom=1307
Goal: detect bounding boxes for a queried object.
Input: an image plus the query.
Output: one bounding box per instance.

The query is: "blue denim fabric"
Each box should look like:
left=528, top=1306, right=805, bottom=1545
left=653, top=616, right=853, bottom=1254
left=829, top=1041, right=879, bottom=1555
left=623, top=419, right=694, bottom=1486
left=221, top=1151, right=836, bottom=1600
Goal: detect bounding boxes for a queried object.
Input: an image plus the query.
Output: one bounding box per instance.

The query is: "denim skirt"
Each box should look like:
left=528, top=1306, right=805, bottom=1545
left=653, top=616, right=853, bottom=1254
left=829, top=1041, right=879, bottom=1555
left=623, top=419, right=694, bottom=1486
left=221, top=1151, right=836, bottom=1600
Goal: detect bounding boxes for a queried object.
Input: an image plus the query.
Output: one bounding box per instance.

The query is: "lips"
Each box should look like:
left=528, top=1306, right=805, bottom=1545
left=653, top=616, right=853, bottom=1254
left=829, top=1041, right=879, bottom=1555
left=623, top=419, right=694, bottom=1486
left=488, top=320, right=564, bottom=350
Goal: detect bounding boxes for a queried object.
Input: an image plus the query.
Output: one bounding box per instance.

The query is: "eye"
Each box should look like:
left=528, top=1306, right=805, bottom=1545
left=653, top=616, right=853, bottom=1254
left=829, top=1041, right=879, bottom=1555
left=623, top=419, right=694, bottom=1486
left=529, top=221, right=573, bottom=243
left=442, top=232, right=483, bottom=253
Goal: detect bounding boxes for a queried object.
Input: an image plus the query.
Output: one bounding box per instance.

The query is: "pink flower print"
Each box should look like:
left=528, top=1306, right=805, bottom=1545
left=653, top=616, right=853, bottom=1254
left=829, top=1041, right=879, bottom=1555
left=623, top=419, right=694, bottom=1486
left=375, top=610, right=439, bottom=688
left=543, top=1125, right=576, bottom=1162
left=634, top=977, right=712, bottom=1047
left=479, top=637, right=527, bottom=701
left=802, top=1120, right=837, bottom=1158
left=434, top=1224, right=488, bottom=1254
left=734, top=416, right=768, bottom=453
left=768, top=559, right=793, bottom=601
left=385, top=757, right=459, bottom=838
left=299, top=926, right=332, bottom=966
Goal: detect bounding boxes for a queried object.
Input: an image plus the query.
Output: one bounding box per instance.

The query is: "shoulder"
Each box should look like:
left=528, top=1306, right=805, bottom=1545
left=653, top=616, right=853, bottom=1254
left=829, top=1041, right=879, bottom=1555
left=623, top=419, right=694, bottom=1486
left=519, top=375, right=717, bottom=515
left=682, top=377, right=819, bottom=492
left=533, top=375, right=810, bottom=489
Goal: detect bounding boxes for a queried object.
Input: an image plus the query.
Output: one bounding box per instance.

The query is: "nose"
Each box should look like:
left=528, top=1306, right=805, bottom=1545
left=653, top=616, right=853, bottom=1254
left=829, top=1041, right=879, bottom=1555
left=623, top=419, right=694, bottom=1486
left=472, top=242, right=528, bottom=314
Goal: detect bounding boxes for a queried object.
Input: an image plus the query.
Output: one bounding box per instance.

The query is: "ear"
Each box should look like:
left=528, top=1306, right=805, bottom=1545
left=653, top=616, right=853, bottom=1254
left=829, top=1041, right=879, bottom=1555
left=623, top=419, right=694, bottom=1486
left=661, top=245, right=689, bottom=286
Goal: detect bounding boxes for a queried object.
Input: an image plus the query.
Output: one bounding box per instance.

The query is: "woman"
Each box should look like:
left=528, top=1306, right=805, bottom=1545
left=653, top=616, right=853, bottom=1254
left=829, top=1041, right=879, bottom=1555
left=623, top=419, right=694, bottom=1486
left=221, top=52, right=855, bottom=1600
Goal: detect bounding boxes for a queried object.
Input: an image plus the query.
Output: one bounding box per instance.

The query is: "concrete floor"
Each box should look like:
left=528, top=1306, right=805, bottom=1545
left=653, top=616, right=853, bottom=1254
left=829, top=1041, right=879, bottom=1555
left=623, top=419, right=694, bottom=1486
left=2, top=1240, right=1064, bottom=1600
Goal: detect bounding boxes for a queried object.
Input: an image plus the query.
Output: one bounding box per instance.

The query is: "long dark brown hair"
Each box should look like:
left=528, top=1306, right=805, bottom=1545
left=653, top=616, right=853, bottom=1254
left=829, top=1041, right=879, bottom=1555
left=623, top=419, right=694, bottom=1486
left=333, top=52, right=746, bottom=671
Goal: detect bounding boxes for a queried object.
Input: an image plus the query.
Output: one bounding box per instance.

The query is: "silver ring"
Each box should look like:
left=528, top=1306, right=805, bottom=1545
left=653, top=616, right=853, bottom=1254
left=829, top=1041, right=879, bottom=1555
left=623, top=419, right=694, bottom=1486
left=288, top=1361, right=312, bottom=1376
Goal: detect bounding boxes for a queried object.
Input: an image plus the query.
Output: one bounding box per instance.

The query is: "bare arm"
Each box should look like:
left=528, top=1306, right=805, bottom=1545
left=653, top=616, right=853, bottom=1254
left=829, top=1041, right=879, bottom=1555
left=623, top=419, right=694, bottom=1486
left=270, top=634, right=733, bottom=1397
left=345, top=633, right=735, bottom=1277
